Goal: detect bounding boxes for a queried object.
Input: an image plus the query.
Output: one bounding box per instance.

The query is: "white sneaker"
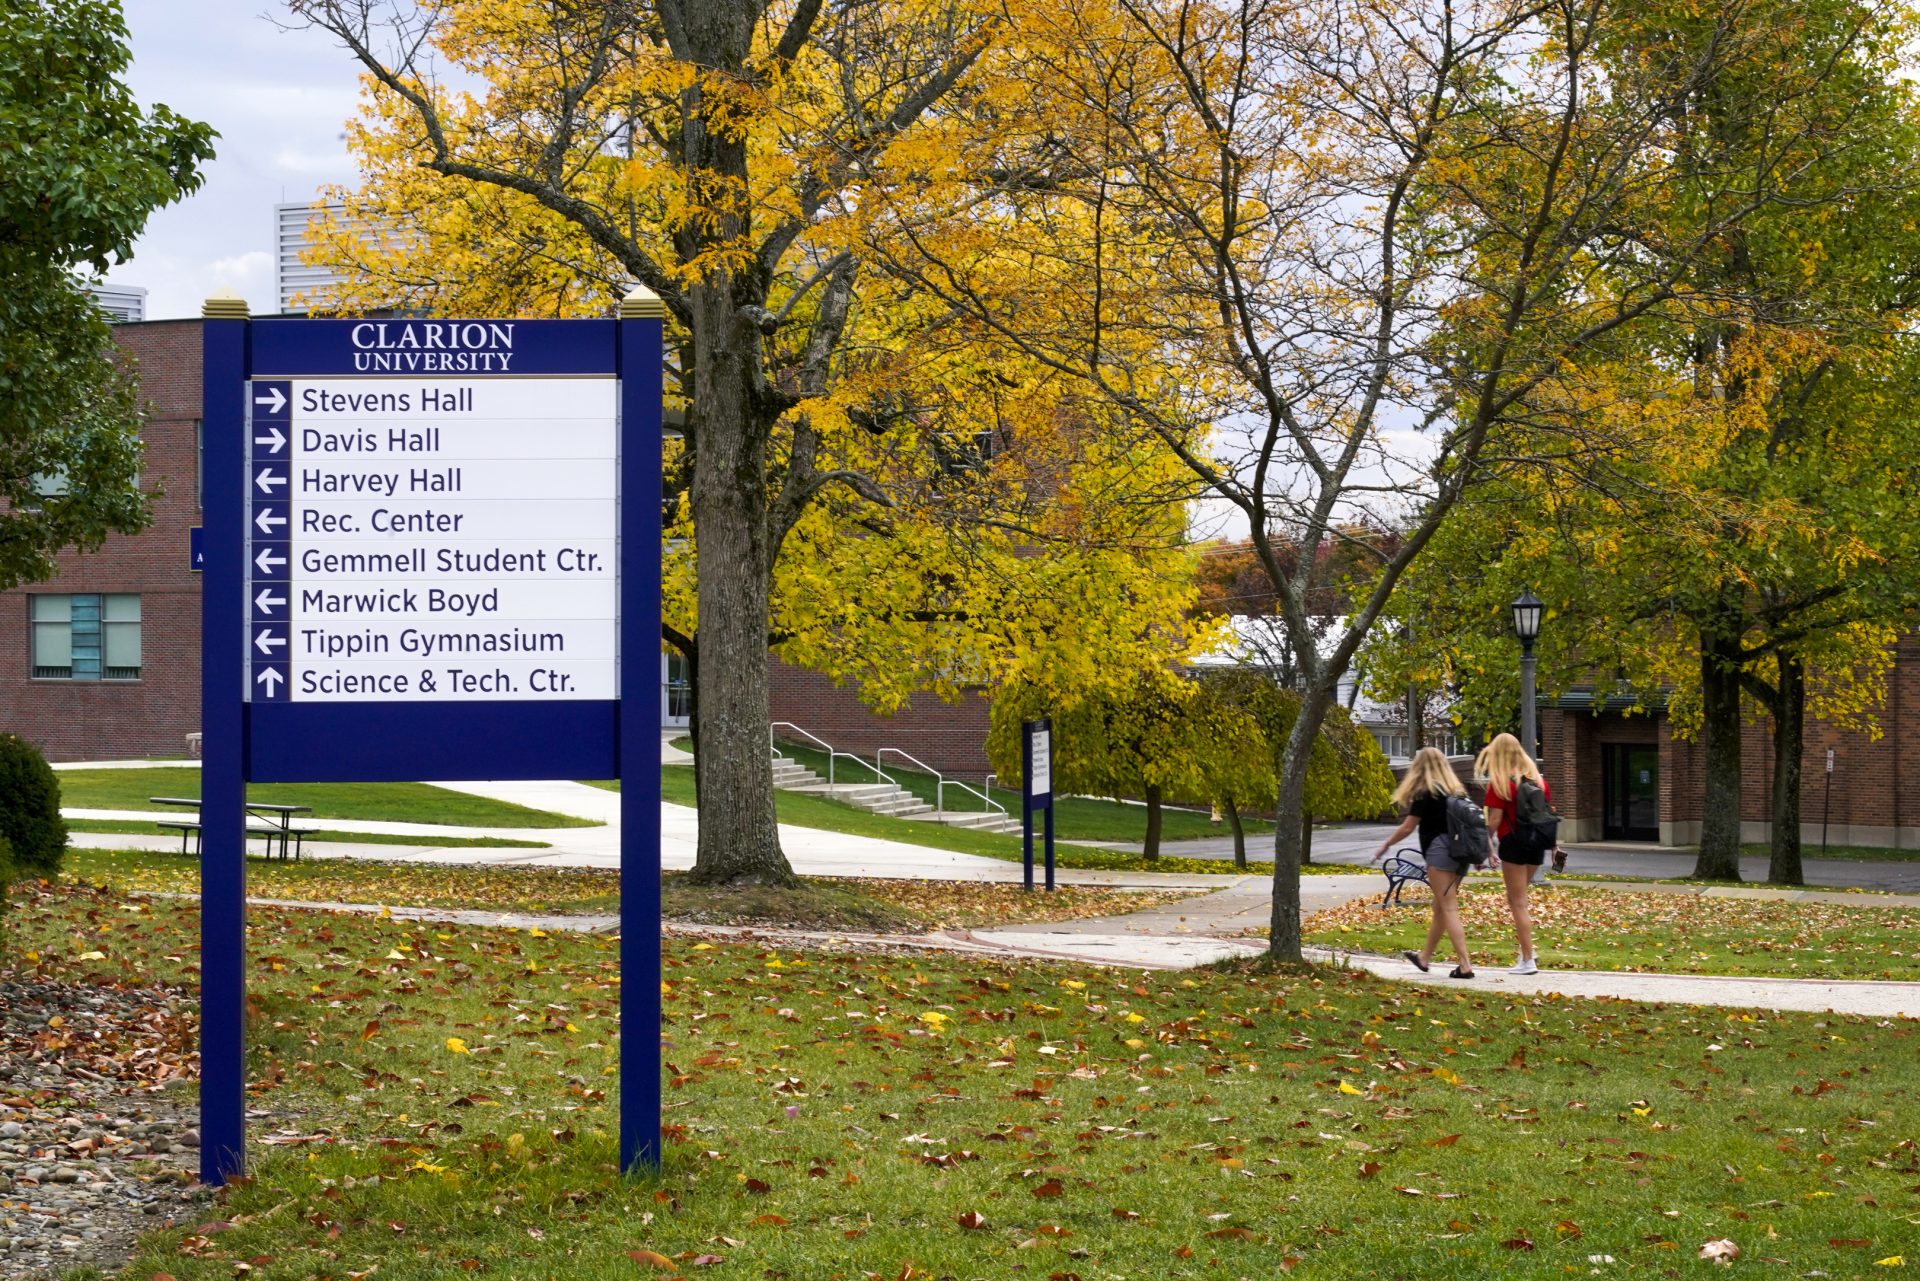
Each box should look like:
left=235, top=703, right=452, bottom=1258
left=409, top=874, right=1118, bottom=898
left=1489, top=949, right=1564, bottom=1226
left=1508, top=958, right=1538, bottom=975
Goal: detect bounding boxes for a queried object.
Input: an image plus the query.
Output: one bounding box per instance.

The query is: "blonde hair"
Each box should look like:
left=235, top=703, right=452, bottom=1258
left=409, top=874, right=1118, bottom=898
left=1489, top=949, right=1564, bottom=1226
left=1475, top=732, right=1542, bottom=800
left=1392, top=746, right=1466, bottom=808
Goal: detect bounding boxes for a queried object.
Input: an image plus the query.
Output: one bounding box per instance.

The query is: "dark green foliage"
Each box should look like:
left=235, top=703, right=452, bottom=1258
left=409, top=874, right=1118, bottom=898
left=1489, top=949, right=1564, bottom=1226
left=0, top=735, right=66, bottom=874
left=0, top=0, right=216, bottom=587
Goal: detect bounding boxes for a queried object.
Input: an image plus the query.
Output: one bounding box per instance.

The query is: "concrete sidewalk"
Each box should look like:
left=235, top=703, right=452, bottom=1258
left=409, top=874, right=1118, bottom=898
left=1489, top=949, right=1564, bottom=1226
left=195, top=888, right=1920, bottom=1016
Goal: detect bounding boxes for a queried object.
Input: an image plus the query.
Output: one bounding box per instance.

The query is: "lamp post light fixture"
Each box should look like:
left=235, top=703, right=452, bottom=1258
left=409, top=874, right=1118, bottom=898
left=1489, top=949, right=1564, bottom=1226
left=1511, top=589, right=1544, bottom=761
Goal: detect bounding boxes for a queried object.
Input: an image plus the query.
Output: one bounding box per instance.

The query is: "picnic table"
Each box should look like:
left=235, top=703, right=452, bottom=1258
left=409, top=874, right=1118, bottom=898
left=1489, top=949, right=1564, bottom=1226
left=149, top=796, right=317, bottom=861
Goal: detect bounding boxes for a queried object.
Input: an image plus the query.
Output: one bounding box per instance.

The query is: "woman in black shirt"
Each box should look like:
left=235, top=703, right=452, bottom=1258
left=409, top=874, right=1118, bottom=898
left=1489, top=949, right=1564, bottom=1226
left=1371, top=747, right=1476, bottom=977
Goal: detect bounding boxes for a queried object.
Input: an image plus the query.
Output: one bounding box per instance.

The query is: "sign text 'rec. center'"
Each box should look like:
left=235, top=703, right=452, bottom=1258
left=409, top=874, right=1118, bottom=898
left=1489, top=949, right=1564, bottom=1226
left=245, top=375, right=616, bottom=703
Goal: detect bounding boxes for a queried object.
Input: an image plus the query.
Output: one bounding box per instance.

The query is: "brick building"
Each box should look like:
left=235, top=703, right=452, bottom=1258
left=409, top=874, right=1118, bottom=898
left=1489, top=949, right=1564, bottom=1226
left=1539, top=631, right=1920, bottom=850
left=0, top=320, right=205, bottom=760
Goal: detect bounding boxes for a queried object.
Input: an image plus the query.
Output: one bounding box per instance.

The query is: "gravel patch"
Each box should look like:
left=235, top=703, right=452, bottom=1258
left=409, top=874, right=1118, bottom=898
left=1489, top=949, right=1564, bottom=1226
left=0, top=978, right=209, bottom=1278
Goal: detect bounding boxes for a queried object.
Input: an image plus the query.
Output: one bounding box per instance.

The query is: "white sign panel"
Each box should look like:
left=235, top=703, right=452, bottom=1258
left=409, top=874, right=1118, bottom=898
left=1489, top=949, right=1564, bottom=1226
left=1030, top=727, right=1052, bottom=799
left=247, top=377, right=617, bottom=703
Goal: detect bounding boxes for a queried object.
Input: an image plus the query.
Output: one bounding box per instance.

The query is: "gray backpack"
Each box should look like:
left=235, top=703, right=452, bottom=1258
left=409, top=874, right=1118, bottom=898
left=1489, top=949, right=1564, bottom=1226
left=1508, top=778, right=1559, bottom=856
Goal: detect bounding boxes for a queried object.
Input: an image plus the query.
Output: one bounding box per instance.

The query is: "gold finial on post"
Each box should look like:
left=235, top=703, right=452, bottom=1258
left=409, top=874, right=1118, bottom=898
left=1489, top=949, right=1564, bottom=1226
left=619, top=285, right=668, bottom=320
left=201, top=290, right=250, bottom=320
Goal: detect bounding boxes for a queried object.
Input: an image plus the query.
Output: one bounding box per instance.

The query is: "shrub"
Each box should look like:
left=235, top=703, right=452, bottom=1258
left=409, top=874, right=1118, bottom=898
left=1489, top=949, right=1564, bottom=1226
left=0, top=735, right=66, bottom=875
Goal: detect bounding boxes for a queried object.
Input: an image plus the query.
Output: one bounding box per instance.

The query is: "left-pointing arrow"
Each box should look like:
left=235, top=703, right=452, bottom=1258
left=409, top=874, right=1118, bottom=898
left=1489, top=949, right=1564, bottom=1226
left=255, top=546, right=287, bottom=574
left=254, top=425, right=286, bottom=453
left=254, top=386, right=287, bottom=413
left=254, top=506, right=286, bottom=534
left=254, top=629, right=286, bottom=655
left=256, top=667, right=284, bottom=695
left=254, top=467, right=285, bottom=494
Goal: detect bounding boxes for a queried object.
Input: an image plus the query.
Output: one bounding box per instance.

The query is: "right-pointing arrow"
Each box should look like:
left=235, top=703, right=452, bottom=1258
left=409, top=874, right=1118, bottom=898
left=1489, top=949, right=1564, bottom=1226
left=256, top=667, right=284, bottom=695
left=254, top=546, right=287, bottom=575
left=254, top=386, right=287, bottom=414
left=253, top=425, right=286, bottom=453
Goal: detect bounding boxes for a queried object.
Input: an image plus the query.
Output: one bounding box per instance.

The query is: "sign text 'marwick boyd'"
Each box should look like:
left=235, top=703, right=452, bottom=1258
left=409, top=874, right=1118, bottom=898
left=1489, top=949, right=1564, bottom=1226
left=349, top=321, right=517, bottom=372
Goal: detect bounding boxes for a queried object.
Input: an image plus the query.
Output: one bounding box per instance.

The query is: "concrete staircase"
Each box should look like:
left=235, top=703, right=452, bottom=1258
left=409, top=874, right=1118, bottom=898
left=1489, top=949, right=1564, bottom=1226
left=769, top=747, right=1024, bottom=835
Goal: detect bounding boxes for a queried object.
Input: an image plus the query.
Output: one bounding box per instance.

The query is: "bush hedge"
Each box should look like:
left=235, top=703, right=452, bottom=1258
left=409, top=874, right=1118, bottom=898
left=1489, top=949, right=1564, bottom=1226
left=0, top=735, right=66, bottom=875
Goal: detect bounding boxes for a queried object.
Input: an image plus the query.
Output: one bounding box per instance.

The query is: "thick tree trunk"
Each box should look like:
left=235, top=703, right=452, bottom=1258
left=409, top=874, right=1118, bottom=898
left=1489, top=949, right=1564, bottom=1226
left=677, top=2, right=793, bottom=886
left=1300, top=805, right=1314, bottom=865
left=1692, top=624, right=1745, bottom=882
left=1142, top=784, right=1163, bottom=861
left=1223, top=798, right=1247, bottom=869
left=1767, top=652, right=1806, bottom=887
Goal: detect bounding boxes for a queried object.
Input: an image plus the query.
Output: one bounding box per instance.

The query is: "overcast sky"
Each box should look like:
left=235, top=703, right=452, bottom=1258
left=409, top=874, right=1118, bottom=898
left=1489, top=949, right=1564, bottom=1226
left=112, top=1, right=363, bottom=319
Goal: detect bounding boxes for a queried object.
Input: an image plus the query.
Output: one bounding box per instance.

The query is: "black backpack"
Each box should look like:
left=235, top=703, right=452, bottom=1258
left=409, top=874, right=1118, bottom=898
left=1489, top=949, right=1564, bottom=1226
left=1443, top=794, right=1492, bottom=865
left=1507, top=778, right=1560, bottom=856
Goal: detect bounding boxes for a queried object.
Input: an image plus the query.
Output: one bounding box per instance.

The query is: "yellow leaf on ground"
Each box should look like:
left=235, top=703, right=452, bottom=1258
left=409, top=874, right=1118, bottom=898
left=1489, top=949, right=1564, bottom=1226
left=446, top=1037, right=470, bottom=1055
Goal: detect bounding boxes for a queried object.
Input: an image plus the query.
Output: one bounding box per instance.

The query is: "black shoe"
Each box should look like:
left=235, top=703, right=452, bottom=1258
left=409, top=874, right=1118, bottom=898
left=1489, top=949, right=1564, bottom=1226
left=1448, top=966, right=1475, bottom=979
left=1403, top=951, right=1430, bottom=973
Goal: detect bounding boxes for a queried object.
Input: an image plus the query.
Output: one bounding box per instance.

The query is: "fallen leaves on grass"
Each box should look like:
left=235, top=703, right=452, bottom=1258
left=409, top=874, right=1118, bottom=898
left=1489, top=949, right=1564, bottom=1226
left=1305, top=884, right=1920, bottom=979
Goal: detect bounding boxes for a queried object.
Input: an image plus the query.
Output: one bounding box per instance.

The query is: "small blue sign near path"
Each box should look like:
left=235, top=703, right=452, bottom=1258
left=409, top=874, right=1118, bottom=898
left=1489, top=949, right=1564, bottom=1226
left=189, top=526, right=204, bottom=572
left=1023, top=718, right=1055, bottom=891
left=199, top=306, right=665, bottom=1184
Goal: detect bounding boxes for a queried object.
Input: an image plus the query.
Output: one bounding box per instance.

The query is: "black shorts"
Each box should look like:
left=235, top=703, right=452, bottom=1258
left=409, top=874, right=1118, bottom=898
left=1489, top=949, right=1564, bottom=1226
left=1499, top=838, right=1547, bottom=866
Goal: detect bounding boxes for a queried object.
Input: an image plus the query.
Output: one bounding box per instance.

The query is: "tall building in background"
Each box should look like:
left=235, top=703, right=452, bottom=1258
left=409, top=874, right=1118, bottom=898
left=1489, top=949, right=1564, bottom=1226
left=274, top=200, right=349, bottom=314
left=89, top=283, right=147, bottom=324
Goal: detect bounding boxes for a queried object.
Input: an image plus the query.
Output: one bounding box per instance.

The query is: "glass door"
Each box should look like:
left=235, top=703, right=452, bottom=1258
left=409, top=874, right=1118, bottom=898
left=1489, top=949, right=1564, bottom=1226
left=1602, top=744, right=1659, bottom=840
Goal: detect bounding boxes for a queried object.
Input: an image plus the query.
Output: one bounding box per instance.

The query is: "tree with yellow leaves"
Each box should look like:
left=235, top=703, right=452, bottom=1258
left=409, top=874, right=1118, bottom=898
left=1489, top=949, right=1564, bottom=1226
left=865, top=0, right=1889, bottom=959
left=1369, top=0, right=1920, bottom=885
left=290, top=0, right=1210, bottom=884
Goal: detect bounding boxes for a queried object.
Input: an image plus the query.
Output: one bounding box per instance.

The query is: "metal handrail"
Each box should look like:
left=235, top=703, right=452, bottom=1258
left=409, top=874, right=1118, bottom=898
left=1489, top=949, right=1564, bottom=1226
left=769, top=722, right=891, bottom=792
left=878, top=747, right=1006, bottom=818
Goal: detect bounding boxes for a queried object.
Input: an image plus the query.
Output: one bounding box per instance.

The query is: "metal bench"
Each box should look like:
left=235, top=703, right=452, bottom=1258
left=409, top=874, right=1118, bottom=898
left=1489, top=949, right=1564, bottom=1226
left=1380, top=845, right=1429, bottom=907
left=151, top=819, right=319, bottom=860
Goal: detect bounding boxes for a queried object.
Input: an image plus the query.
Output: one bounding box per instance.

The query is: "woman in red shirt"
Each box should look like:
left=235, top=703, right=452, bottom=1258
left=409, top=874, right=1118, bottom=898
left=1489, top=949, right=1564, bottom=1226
left=1475, top=733, right=1550, bottom=975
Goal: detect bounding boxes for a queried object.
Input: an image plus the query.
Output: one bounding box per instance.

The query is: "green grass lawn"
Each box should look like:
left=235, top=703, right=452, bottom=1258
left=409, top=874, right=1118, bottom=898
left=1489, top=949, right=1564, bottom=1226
left=658, top=764, right=1260, bottom=875
left=9, top=881, right=1919, bottom=1279
left=56, top=847, right=1185, bottom=926
left=769, top=737, right=1271, bottom=843
left=1306, top=882, right=1920, bottom=979
left=55, top=766, right=599, bottom=828
left=65, top=818, right=550, bottom=850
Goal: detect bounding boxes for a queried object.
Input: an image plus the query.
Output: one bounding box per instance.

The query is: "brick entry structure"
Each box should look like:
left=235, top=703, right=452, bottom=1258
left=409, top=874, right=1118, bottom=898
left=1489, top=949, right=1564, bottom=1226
left=768, top=656, right=993, bottom=778
left=1540, top=632, right=1920, bottom=850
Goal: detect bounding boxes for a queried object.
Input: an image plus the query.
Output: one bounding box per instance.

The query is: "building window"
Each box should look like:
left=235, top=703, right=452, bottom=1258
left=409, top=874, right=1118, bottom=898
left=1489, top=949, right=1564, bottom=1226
left=31, top=594, right=141, bottom=680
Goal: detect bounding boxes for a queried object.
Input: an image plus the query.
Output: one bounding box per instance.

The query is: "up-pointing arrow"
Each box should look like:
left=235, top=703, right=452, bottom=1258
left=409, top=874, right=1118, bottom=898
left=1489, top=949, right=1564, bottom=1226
left=254, top=467, right=286, bottom=494
left=254, top=506, right=286, bottom=534
left=254, top=588, right=286, bottom=614
left=254, top=546, right=287, bottom=575
left=254, top=628, right=286, bottom=655
left=253, top=425, right=286, bottom=453
left=256, top=667, right=284, bottom=695
left=254, top=386, right=287, bottom=414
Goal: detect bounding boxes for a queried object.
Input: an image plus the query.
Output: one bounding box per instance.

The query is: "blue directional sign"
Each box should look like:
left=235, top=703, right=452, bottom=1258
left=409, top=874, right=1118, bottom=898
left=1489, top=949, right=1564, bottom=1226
left=1023, top=718, right=1056, bottom=892
left=200, top=311, right=663, bottom=1188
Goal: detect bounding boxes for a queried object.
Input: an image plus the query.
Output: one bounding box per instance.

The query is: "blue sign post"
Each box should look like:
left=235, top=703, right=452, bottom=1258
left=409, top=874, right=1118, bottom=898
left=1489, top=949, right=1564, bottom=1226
left=197, top=293, right=666, bottom=1183
left=1022, top=718, right=1055, bottom=892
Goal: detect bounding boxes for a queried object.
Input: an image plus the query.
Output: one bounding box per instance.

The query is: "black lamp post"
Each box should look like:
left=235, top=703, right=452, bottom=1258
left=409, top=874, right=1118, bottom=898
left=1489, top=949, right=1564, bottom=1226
left=1511, top=590, right=1544, bottom=760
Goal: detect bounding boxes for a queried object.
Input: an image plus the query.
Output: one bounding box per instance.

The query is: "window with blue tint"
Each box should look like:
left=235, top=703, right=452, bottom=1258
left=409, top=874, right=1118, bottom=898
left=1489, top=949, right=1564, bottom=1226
left=30, top=594, right=140, bottom=680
